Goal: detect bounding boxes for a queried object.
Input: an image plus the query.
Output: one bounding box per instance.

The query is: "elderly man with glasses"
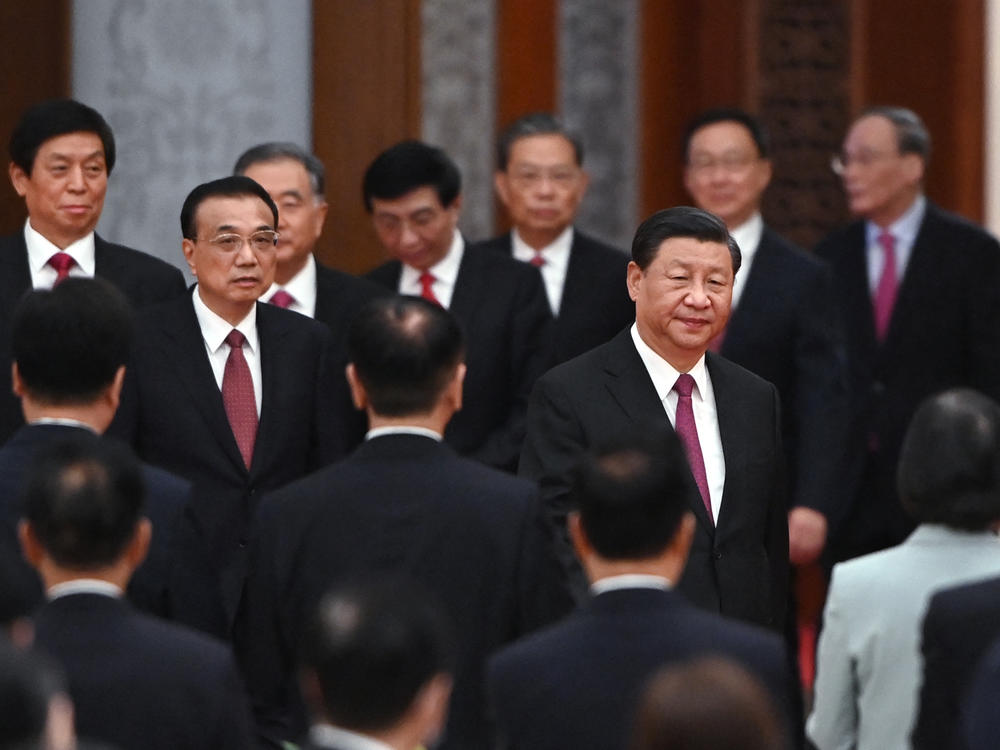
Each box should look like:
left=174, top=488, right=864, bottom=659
left=109, top=176, right=352, bottom=633
left=816, top=106, right=1000, bottom=566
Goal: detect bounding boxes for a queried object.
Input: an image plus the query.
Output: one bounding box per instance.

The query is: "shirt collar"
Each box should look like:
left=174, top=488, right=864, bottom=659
left=48, top=579, right=124, bottom=601
left=28, top=418, right=99, bottom=432
left=511, top=225, right=573, bottom=270
left=365, top=425, right=443, bottom=442
left=24, top=219, right=97, bottom=277
left=400, top=229, right=464, bottom=290
left=866, top=193, right=926, bottom=248
left=263, top=253, right=317, bottom=315
left=728, top=212, right=763, bottom=270
left=629, top=323, right=709, bottom=402
left=309, top=723, right=395, bottom=750
left=590, top=574, right=672, bottom=596
left=190, top=287, right=259, bottom=355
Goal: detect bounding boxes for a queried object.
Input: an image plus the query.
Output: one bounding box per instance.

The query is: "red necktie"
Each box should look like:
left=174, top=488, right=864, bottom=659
left=529, top=252, right=545, bottom=268
left=673, top=373, right=713, bottom=524
left=48, top=252, right=76, bottom=285
left=222, top=330, right=257, bottom=469
left=268, top=290, right=295, bottom=309
left=419, top=272, right=441, bottom=306
left=873, top=231, right=897, bottom=341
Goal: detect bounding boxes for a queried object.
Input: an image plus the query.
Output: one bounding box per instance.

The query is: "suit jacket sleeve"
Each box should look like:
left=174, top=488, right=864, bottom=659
left=807, top=565, right=858, bottom=750
left=470, top=265, right=554, bottom=471
left=912, top=597, right=959, bottom=750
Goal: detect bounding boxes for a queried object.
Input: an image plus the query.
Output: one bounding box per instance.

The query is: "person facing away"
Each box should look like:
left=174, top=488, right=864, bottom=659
left=296, top=578, right=455, bottom=750
left=19, top=435, right=256, bottom=750
left=808, top=388, right=1000, bottom=750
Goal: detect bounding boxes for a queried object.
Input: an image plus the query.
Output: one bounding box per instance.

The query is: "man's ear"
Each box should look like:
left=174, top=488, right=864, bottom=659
left=9, top=162, right=29, bottom=197
left=107, top=365, right=126, bottom=412
left=494, top=171, right=511, bottom=208
left=11, top=362, right=24, bottom=398
left=124, top=518, right=152, bottom=570
left=18, top=520, right=45, bottom=568
left=345, top=363, right=368, bottom=411
left=446, top=363, right=466, bottom=412
left=568, top=512, right=592, bottom=564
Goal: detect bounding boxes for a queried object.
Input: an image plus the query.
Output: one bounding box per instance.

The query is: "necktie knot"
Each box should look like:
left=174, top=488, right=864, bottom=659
left=268, top=290, right=295, bottom=309
left=225, top=329, right=246, bottom=350
left=529, top=252, right=546, bottom=268
left=48, top=252, right=76, bottom=284
left=878, top=231, right=895, bottom=255
left=419, top=272, right=441, bottom=306
left=674, top=373, right=695, bottom=398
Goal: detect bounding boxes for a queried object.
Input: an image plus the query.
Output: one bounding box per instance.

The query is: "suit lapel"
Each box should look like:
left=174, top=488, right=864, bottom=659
left=153, top=298, right=248, bottom=474
left=252, top=304, right=290, bottom=479
left=448, top=243, right=485, bottom=326
left=602, top=331, right=716, bottom=532
left=723, top=229, right=777, bottom=349
left=559, top=231, right=593, bottom=323
left=838, top=223, right=879, bottom=360
left=706, top=353, right=747, bottom=533
left=879, top=206, right=937, bottom=358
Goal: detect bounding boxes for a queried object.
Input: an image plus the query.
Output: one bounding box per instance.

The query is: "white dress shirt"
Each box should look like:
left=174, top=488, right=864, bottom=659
left=48, top=579, right=123, bottom=600
left=262, top=253, right=317, bottom=317
left=365, top=425, right=443, bottom=442
left=308, top=723, right=394, bottom=750
left=630, top=324, right=725, bottom=521
left=865, top=193, right=925, bottom=294
left=191, top=288, right=262, bottom=416
left=398, top=229, right=464, bottom=309
left=24, top=219, right=96, bottom=288
left=590, top=574, right=672, bottom=596
left=728, top=212, right=764, bottom=309
left=511, top=225, right=573, bottom=315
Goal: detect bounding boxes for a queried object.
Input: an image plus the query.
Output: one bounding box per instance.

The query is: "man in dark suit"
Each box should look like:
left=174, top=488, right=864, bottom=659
left=472, top=112, right=633, bottom=365
left=913, top=574, right=1000, bottom=750
left=0, top=277, right=222, bottom=636
left=20, top=436, right=255, bottom=750
left=109, top=176, right=348, bottom=627
left=520, top=206, right=789, bottom=630
left=816, top=106, right=1000, bottom=563
left=234, top=142, right=386, bottom=444
left=683, top=108, right=847, bottom=565
left=237, top=295, right=572, bottom=750
left=296, top=580, right=455, bottom=750
left=0, top=99, right=186, bottom=445
left=490, top=433, right=796, bottom=750
left=363, top=140, right=553, bottom=471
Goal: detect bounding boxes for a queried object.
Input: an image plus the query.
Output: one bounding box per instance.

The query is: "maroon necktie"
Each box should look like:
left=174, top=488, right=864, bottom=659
left=873, top=231, right=897, bottom=341
left=47, top=252, right=76, bottom=285
left=419, top=272, right=441, bottom=306
left=268, top=290, right=295, bottom=309
left=673, top=373, right=714, bottom=524
left=529, top=252, right=545, bottom=268
left=222, top=330, right=257, bottom=469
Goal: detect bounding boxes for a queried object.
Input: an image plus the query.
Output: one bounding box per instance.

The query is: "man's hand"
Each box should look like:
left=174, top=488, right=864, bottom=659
left=788, top=506, right=827, bottom=566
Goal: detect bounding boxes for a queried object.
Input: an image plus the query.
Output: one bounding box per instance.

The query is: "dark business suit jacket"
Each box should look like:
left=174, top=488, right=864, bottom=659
left=109, top=294, right=348, bottom=623
left=721, top=226, right=847, bottom=515
left=32, top=593, right=255, bottom=750
left=961, top=635, right=1000, bottom=750
left=519, top=329, right=789, bottom=630
left=236, top=433, right=573, bottom=750
left=0, top=423, right=224, bottom=635
left=471, top=229, right=633, bottom=364
left=0, top=231, right=187, bottom=446
left=815, top=203, right=1000, bottom=556
left=366, top=246, right=553, bottom=471
left=913, top=574, right=1000, bottom=750
left=488, top=587, right=796, bottom=750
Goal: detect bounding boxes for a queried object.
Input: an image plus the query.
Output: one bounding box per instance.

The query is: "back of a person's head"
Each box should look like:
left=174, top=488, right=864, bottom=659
left=11, top=278, right=133, bottom=406
left=9, top=98, right=116, bottom=176
left=573, top=430, right=696, bottom=559
left=301, top=577, right=455, bottom=733
left=22, top=435, right=145, bottom=570
left=347, top=295, right=465, bottom=417
left=898, top=388, right=1000, bottom=530
left=632, top=657, right=783, bottom=750
left=0, top=638, right=70, bottom=750
left=362, top=140, right=461, bottom=211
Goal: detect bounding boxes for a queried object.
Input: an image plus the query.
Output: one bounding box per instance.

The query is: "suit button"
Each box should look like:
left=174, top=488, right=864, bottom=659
left=712, top=550, right=723, bottom=560
left=238, top=538, right=248, bottom=548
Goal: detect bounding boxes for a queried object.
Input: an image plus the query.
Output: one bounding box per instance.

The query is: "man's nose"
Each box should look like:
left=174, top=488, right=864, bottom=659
left=66, top=165, right=86, bottom=191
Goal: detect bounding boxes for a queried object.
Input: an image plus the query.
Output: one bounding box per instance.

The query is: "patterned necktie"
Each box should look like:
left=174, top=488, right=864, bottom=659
left=673, top=373, right=713, bottom=524
left=269, top=290, right=295, bottom=309
left=529, top=252, right=545, bottom=268
left=48, top=252, right=76, bottom=285
left=873, top=231, right=898, bottom=341
left=222, top=330, right=257, bottom=469
left=419, top=271, right=441, bottom=306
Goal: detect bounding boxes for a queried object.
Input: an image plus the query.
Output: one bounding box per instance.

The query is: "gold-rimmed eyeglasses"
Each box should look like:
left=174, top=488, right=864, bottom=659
left=197, top=230, right=279, bottom=253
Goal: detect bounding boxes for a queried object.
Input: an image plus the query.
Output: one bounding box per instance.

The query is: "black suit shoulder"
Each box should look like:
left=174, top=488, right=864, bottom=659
left=94, top=234, right=187, bottom=306
left=313, top=261, right=388, bottom=332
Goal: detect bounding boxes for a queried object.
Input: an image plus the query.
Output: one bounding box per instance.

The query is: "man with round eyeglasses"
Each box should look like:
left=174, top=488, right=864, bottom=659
left=816, top=106, right=1000, bottom=565
left=109, top=175, right=352, bottom=631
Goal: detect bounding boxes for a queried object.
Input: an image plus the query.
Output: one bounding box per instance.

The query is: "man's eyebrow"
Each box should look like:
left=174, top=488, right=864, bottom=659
left=279, top=189, right=305, bottom=201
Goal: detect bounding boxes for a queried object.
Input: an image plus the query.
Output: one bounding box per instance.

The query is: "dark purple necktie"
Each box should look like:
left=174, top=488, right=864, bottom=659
left=873, top=231, right=897, bottom=341
left=673, top=373, right=713, bottom=524
left=268, top=290, right=295, bottom=309
left=48, top=252, right=76, bottom=285
left=222, top=330, right=257, bottom=469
